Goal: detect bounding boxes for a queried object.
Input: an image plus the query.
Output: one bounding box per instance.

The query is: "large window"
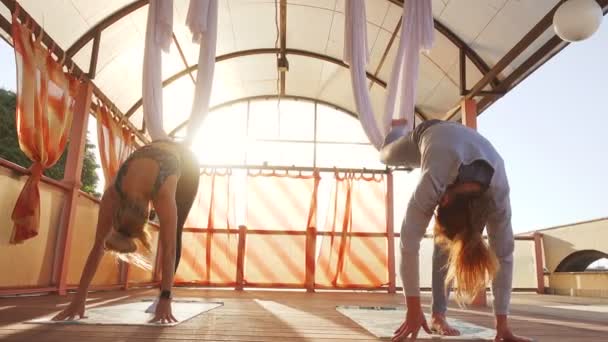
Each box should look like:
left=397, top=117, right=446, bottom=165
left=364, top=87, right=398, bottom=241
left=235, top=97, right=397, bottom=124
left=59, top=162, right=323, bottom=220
left=187, top=98, right=386, bottom=170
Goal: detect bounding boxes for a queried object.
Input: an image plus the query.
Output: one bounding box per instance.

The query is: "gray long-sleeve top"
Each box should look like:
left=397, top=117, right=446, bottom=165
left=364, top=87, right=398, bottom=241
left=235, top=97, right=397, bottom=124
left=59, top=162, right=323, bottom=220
left=383, top=120, right=514, bottom=315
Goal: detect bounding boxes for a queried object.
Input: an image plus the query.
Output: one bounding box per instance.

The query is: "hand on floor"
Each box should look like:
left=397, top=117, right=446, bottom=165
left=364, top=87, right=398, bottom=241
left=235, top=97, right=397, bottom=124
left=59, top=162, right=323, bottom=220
left=392, top=308, right=432, bottom=341
left=52, top=297, right=87, bottom=321
left=149, top=297, right=178, bottom=324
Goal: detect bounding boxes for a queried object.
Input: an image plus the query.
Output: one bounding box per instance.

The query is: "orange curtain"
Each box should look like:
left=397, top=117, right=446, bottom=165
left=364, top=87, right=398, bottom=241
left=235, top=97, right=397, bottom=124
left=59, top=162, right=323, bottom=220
left=176, top=169, right=237, bottom=284
left=96, top=103, right=135, bottom=186
left=316, top=172, right=388, bottom=287
left=245, top=170, right=318, bottom=231
left=243, top=170, right=318, bottom=286
left=10, top=15, right=80, bottom=244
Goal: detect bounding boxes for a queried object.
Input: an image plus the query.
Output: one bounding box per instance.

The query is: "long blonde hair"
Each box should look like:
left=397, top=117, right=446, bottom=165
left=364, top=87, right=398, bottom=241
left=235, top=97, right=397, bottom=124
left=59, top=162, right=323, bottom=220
left=104, top=198, right=153, bottom=269
left=434, top=194, right=498, bottom=304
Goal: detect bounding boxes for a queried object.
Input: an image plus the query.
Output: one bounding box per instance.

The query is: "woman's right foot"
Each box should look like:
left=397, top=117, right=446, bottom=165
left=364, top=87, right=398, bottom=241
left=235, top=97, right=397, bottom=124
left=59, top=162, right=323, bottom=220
left=431, top=313, right=461, bottom=336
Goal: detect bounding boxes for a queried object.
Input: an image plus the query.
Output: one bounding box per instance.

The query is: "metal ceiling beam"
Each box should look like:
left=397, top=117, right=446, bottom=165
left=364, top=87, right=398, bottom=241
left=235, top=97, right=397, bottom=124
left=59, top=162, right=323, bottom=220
left=87, top=29, right=101, bottom=79
left=464, top=1, right=566, bottom=100
left=167, top=95, right=360, bottom=137
left=279, top=0, right=287, bottom=96
left=0, top=0, right=148, bottom=143
left=476, top=0, right=608, bottom=113
left=124, top=48, right=389, bottom=117
left=0, top=9, right=10, bottom=41
left=65, top=0, right=148, bottom=57
left=172, top=33, right=195, bottom=84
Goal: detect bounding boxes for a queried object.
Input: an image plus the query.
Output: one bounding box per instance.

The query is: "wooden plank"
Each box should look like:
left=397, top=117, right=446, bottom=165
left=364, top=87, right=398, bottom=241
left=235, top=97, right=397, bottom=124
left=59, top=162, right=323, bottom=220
left=1, top=290, right=608, bottom=342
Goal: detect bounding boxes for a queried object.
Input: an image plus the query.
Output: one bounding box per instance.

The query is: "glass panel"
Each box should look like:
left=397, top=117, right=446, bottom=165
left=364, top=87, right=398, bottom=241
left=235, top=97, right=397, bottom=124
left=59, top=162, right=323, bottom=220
left=249, top=100, right=280, bottom=140
left=279, top=100, right=314, bottom=141
left=315, top=142, right=384, bottom=169
left=316, top=104, right=369, bottom=144
left=194, top=103, right=248, bottom=165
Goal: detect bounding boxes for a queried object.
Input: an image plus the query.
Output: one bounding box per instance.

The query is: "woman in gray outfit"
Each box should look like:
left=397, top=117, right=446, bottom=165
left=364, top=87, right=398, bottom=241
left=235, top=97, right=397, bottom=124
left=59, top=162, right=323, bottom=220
left=382, top=120, right=531, bottom=342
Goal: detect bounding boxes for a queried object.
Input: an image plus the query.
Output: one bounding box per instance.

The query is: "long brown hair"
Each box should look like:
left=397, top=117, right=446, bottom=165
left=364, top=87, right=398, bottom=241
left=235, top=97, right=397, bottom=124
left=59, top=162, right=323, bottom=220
left=434, top=192, right=498, bottom=305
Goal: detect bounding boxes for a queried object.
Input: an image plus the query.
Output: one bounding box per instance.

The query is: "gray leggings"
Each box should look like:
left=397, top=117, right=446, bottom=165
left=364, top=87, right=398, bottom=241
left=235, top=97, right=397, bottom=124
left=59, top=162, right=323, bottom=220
left=432, top=242, right=451, bottom=314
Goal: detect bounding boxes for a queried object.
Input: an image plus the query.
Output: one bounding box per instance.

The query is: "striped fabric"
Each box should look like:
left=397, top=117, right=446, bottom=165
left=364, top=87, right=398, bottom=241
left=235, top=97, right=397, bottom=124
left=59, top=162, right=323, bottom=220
left=96, top=103, right=135, bottom=187
left=10, top=15, right=79, bottom=244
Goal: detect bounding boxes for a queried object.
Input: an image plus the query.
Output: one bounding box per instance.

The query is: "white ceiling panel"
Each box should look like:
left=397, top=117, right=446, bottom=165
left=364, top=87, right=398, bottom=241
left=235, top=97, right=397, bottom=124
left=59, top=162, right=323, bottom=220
left=287, top=4, right=334, bottom=55
left=473, top=0, right=559, bottom=76
left=17, top=0, right=88, bottom=48
left=438, top=0, right=509, bottom=45
left=284, top=55, right=325, bottom=99
left=70, top=0, right=132, bottom=28
left=419, top=76, right=460, bottom=118
left=230, top=1, right=277, bottom=50
left=0, top=0, right=576, bottom=136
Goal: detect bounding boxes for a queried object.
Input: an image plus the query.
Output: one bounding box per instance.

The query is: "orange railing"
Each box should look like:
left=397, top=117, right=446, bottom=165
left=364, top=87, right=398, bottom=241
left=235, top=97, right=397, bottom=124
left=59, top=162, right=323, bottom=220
left=0, top=161, right=541, bottom=297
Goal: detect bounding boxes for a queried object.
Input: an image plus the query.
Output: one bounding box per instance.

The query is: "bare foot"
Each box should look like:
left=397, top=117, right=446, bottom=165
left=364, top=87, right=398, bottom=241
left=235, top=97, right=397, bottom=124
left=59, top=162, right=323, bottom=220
left=431, top=313, right=461, bottom=336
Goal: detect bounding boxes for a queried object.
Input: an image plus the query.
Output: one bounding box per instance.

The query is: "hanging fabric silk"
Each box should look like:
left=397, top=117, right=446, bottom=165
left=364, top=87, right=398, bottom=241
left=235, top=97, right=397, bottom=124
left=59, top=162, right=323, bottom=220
left=142, top=0, right=218, bottom=143
left=142, top=0, right=173, bottom=141
left=344, top=0, right=434, bottom=158
left=184, top=0, right=218, bottom=145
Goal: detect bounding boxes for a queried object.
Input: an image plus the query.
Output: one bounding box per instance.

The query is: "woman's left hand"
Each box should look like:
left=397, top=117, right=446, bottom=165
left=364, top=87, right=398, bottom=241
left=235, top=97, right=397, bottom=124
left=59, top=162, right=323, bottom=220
left=392, top=307, right=432, bottom=341
left=149, top=298, right=177, bottom=324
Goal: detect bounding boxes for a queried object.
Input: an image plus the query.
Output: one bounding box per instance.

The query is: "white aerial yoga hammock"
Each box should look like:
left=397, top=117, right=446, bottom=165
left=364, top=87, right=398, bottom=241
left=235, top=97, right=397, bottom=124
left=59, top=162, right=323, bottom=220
left=142, top=0, right=218, bottom=144
left=142, top=0, right=173, bottom=141
left=344, top=0, right=434, bottom=162
left=185, top=0, right=218, bottom=144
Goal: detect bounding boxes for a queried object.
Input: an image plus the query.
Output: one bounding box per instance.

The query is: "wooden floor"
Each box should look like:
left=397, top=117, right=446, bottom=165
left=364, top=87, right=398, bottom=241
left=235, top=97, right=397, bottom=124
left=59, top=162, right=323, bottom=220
left=1, top=288, right=607, bottom=341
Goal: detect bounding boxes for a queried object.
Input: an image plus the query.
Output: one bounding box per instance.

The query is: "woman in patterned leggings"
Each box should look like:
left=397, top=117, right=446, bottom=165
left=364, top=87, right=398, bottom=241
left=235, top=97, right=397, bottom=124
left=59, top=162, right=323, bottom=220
left=52, top=140, right=200, bottom=324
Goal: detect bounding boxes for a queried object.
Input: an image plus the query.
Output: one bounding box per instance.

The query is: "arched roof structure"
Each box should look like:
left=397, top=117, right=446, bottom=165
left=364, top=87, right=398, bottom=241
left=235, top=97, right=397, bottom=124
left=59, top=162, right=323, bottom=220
left=1, top=0, right=607, bottom=141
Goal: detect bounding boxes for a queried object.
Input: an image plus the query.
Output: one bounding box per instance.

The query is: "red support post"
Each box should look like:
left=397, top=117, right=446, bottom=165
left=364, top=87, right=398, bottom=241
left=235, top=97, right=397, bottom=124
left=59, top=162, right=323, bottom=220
left=461, top=98, right=478, bottom=130
left=235, top=225, right=247, bottom=290
left=52, top=81, right=93, bottom=295
left=534, top=232, right=546, bottom=294
left=305, top=226, right=317, bottom=293
left=386, top=172, right=396, bottom=293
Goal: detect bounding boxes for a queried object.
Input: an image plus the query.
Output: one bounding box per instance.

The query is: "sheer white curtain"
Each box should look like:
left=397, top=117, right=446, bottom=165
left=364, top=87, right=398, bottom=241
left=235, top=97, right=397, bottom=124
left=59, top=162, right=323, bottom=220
left=142, top=0, right=218, bottom=143
left=344, top=0, right=434, bottom=150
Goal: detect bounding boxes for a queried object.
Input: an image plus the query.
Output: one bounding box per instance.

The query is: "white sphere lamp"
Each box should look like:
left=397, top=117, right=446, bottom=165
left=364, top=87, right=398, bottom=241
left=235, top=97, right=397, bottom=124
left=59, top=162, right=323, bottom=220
left=553, top=0, right=604, bottom=42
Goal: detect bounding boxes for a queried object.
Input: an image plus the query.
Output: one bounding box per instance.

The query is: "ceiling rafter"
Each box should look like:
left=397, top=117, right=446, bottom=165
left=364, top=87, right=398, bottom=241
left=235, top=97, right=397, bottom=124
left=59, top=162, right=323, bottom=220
left=278, top=0, right=287, bottom=96
left=65, top=0, right=148, bottom=57
left=476, top=0, right=608, bottom=114
left=446, top=0, right=608, bottom=122
left=124, top=48, right=391, bottom=118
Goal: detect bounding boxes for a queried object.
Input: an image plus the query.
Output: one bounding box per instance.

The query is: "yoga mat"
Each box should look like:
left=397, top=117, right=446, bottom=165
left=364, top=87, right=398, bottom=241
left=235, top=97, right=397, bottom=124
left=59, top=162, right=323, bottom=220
left=28, top=299, right=223, bottom=327
left=337, top=305, right=496, bottom=340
